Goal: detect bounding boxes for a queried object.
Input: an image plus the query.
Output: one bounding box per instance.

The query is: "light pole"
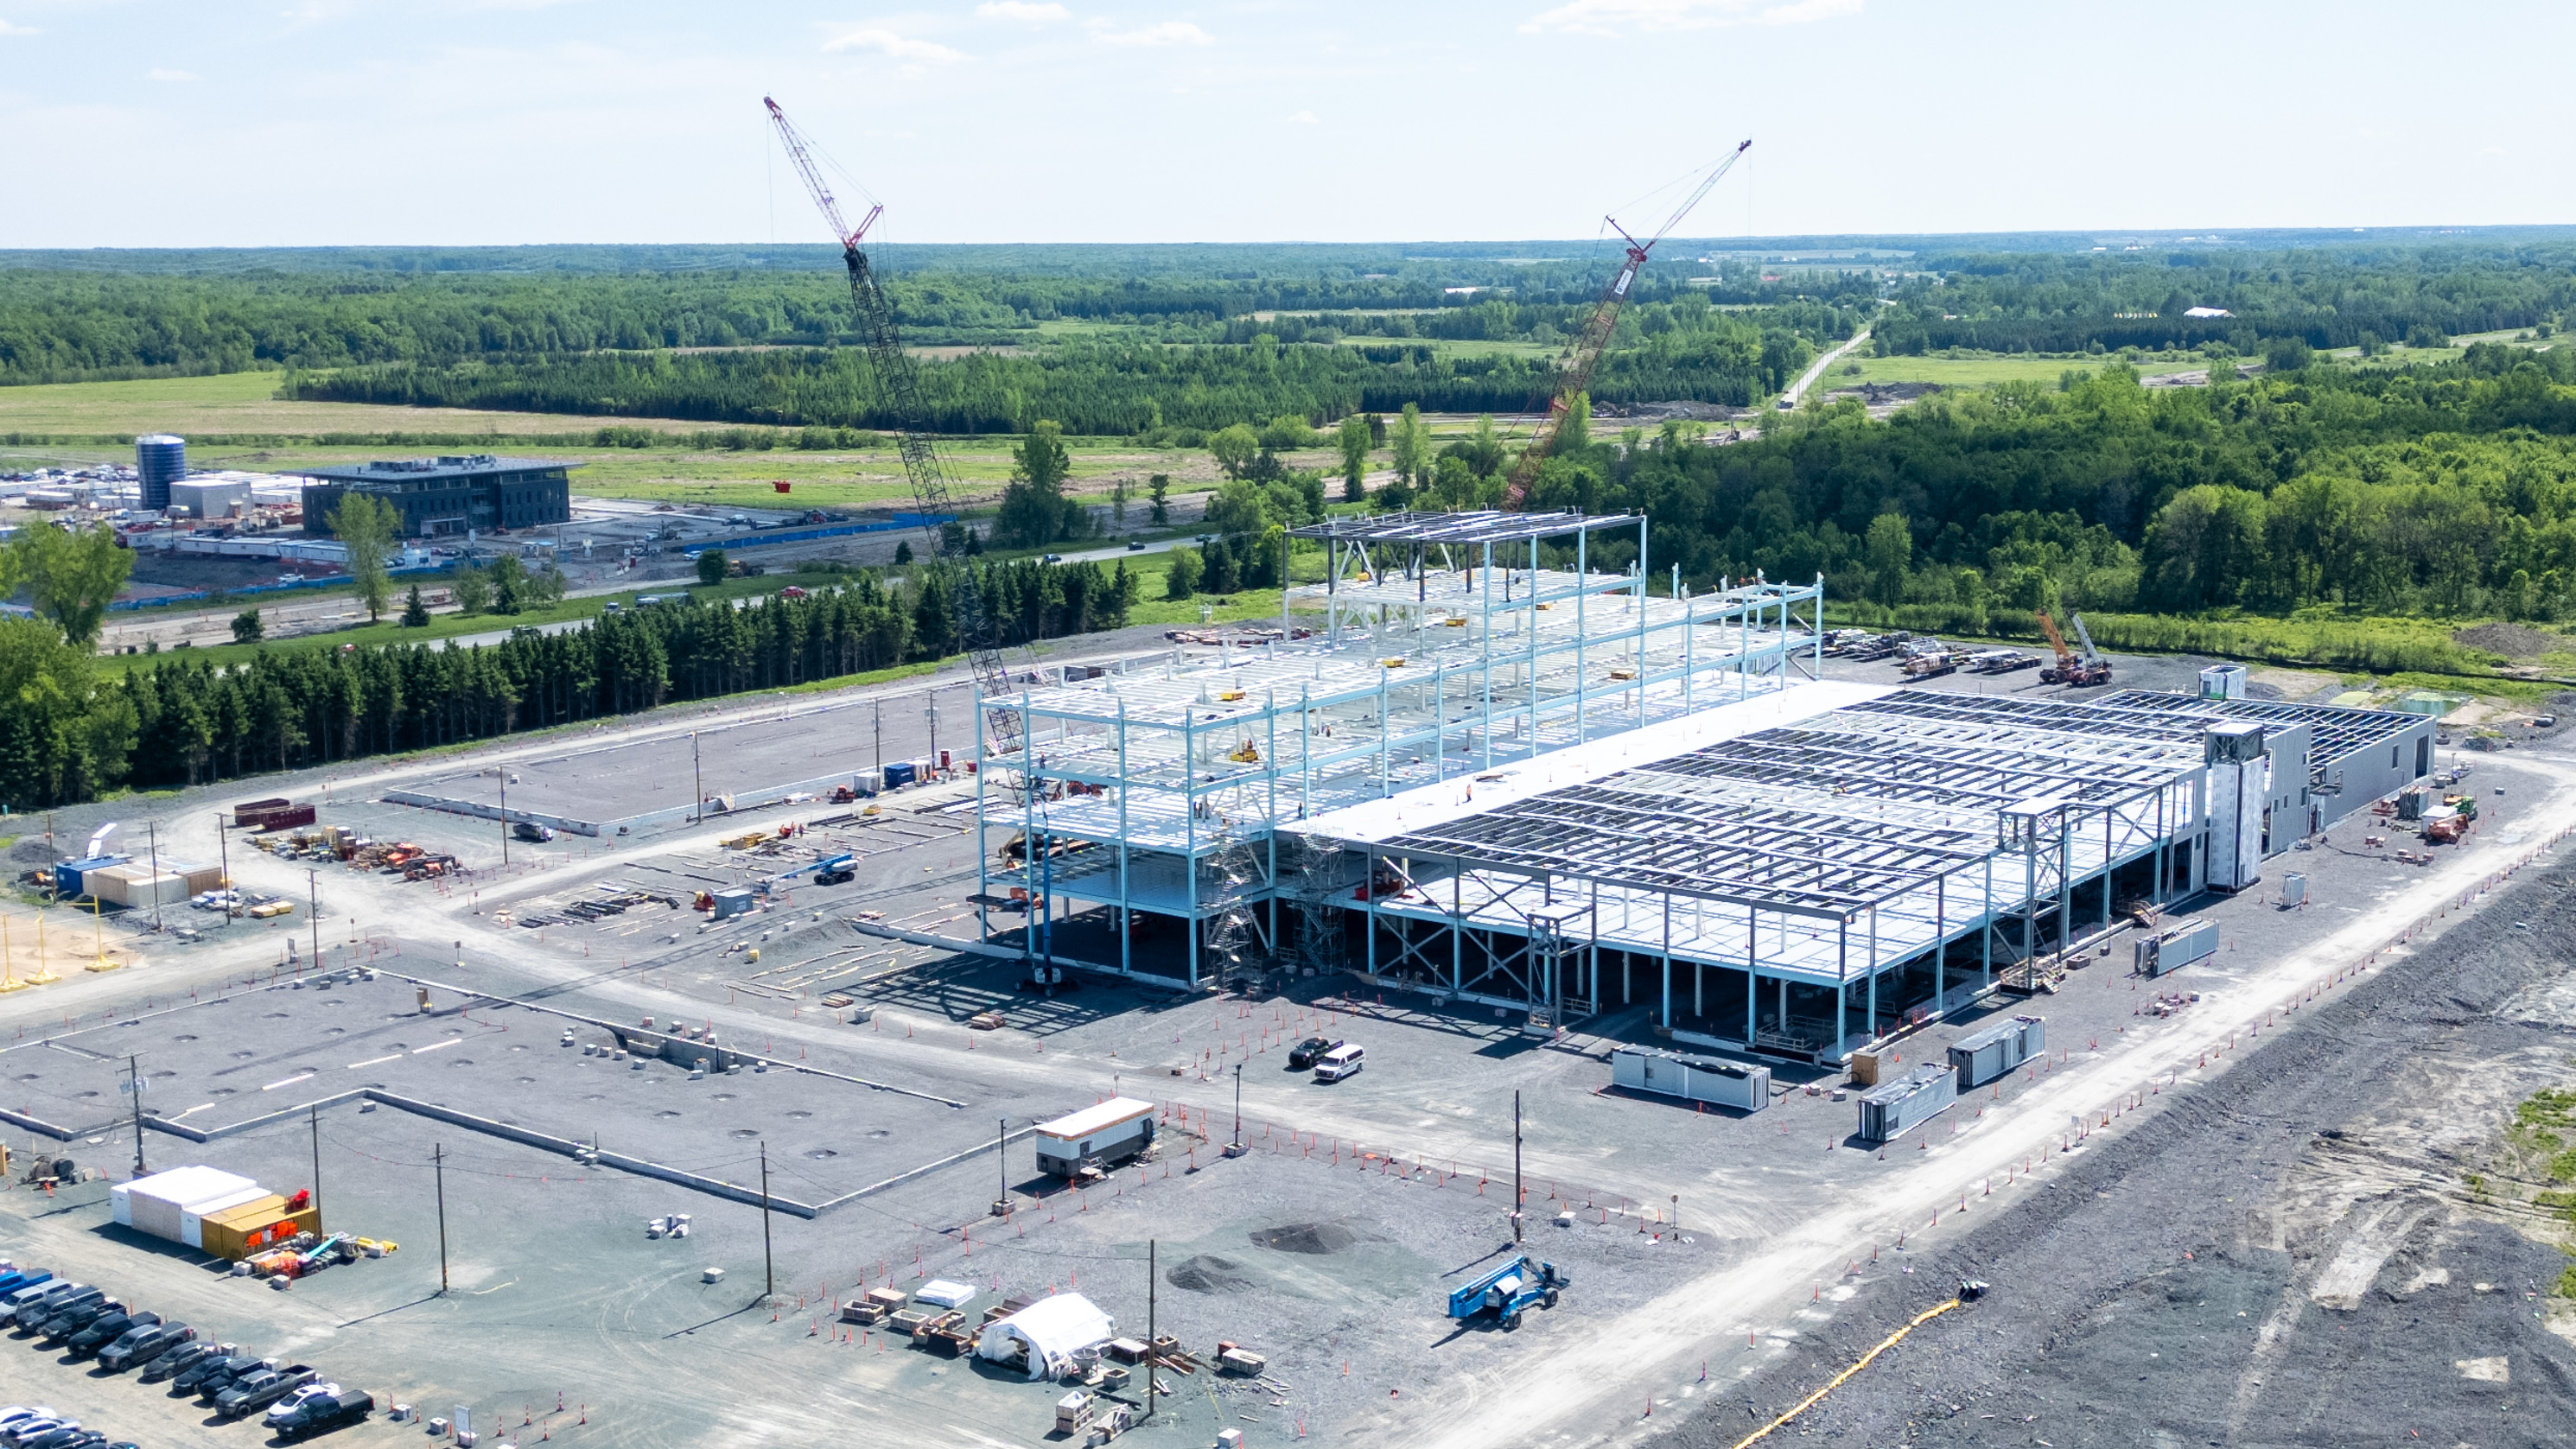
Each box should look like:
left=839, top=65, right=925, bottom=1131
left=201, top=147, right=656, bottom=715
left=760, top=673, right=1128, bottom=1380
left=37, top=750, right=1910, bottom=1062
left=926, top=690, right=940, bottom=773
left=146, top=821, right=163, bottom=934
left=690, top=732, right=703, bottom=823
left=498, top=767, right=510, bottom=866
left=873, top=698, right=881, bottom=782
left=126, top=1054, right=148, bottom=1177
left=1231, top=1062, right=1243, bottom=1153
left=307, top=870, right=319, bottom=970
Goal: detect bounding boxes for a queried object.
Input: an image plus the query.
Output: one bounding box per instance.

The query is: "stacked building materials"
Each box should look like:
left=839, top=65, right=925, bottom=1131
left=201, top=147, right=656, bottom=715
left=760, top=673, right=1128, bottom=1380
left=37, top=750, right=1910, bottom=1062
left=113, top=1166, right=261, bottom=1243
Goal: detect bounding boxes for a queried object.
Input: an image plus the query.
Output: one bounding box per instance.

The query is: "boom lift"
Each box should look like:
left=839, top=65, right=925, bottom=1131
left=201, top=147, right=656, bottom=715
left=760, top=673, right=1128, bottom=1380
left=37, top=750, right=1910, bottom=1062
left=1446, top=1255, right=1568, bottom=1331
left=1501, top=141, right=1752, bottom=509
left=763, top=97, right=1023, bottom=768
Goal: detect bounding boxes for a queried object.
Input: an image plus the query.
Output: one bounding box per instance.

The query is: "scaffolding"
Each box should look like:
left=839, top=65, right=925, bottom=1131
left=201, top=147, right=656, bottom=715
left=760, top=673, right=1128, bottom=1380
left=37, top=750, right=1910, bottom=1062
left=973, top=510, right=1829, bottom=986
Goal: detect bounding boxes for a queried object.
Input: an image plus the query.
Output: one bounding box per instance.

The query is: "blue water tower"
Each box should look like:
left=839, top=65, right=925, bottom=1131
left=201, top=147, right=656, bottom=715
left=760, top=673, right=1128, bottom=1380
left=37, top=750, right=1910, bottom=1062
left=137, top=434, right=186, bottom=512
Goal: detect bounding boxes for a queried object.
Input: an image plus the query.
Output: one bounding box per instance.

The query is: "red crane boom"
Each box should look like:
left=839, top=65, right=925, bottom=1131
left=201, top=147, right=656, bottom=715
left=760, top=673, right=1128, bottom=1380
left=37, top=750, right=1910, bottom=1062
left=763, top=96, right=1022, bottom=766
left=1502, top=139, right=1751, bottom=509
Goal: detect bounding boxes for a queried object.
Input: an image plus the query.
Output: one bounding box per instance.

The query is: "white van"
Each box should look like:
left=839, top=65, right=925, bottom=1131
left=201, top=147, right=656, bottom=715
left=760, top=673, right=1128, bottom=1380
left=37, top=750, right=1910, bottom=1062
left=1313, top=1043, right=1364, bottom=1083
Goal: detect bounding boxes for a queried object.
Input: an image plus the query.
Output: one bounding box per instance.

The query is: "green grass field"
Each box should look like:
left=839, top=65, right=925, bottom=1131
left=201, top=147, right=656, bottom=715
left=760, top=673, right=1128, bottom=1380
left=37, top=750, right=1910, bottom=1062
left=1833, top=353, right=2210, bottom=390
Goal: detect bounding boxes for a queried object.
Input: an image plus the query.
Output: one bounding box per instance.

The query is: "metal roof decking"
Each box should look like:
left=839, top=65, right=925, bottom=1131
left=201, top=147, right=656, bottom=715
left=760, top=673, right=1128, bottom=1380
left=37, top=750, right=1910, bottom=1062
left=1287, top=509, right=1635, bottom=545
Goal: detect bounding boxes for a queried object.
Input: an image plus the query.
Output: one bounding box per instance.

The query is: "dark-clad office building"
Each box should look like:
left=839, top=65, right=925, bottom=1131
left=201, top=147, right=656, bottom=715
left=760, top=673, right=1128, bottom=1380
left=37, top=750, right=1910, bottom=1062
left=302, top=454, right=579, bottom=538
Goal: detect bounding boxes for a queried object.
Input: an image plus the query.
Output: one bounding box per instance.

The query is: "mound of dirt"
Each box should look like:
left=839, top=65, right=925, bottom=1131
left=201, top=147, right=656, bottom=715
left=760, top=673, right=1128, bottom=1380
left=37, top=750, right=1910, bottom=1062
left=1165, top=1255, right=1255, bottom=1293
left=9, top=838, right=55, bottom=863
left=1250, top=1222, right=1358, bottom=1255
left=2453, top=621, right=2560, bottom=658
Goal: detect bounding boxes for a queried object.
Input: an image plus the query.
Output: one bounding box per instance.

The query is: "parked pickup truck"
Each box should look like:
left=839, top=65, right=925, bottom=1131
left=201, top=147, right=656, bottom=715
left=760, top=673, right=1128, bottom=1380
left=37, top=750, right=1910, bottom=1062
left=181, top=1351, right=269, bottom=1398
left=140, top=1338, right=228, bottom=1382
left=270, top=1388, right=372, bottom=1441
left=217, top=1363, right=317, bottom=1420
left=97, top=1320, right=191, bottom=1371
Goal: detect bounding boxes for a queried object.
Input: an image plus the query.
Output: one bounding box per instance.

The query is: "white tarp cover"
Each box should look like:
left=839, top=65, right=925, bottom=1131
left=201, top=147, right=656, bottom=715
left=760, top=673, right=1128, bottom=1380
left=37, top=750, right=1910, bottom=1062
left=976, top=1293, right=1115, bottom=1381
left=916, top=1279, right=975, bottom=1309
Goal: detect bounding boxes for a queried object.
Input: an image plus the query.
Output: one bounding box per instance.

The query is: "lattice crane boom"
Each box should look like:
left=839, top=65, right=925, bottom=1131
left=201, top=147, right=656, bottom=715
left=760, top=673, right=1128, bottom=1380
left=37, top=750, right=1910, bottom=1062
left=1502, top=139, right=1750, bottom=509
left=763, top=97, right=1023, bottom=765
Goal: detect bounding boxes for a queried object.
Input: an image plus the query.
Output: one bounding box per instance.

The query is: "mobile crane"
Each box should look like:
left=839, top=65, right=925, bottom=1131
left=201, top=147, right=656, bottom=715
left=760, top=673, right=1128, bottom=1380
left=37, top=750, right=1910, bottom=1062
left=2035, top=608, right=2111, bottom=688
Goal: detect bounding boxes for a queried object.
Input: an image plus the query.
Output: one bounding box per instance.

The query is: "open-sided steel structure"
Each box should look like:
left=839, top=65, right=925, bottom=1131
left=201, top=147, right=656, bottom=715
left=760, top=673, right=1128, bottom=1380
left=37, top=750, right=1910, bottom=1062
left=971, top=510, right=1829, bottom=985
left=1293, top=683, right=2433, bottom=1058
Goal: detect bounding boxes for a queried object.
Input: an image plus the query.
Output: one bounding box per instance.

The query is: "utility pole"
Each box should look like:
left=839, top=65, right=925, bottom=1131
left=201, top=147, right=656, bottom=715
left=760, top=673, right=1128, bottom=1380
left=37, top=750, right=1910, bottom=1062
left=498, top=767, right=510, bottom=866
left=873, top=698, right=882, bottom=781
left=309, top=1103, right=323, bottom=1225
left=434, top=1143, right=449, bottom=1294
left=126, top=1054, right=147, bottom=1177
left=146, top=821, right=163, bottom=934
left=215, top=812, right=230, bottom=931
left=996, top=1117, right=1008, bottom=1216
left=1146, top=1238, right=1157, bottom=1418
left=926, top=691, right=939, bottom=772
left=1512, top=1089, right=1523, bottom=1245
left=1231, top=1062, right=1243, bottom=1152
left=307, top=869, right=319, bottom=970
left=760, top=1141, right=774, bottom=1300
left=690, top=733, right=703, bottom=823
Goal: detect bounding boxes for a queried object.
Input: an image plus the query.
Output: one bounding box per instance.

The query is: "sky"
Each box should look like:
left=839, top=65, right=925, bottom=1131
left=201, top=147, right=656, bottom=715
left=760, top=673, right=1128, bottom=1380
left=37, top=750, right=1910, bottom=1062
left=1, top=0, right=2570, bottom=248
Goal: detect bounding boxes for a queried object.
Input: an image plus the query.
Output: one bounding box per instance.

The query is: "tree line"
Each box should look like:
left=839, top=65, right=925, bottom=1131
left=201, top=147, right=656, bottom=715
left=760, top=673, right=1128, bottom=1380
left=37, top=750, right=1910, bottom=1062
left=1492, top=341, right=2576, bottom=627
left=289, top=314, right=1822, bottom=438
left=0, top=555, right=1141, bottom=808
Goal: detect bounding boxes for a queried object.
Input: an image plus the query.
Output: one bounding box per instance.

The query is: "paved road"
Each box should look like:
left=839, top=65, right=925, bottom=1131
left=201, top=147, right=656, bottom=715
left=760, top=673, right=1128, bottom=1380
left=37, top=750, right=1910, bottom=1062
left=1780, top=324, right=1874, bottom=409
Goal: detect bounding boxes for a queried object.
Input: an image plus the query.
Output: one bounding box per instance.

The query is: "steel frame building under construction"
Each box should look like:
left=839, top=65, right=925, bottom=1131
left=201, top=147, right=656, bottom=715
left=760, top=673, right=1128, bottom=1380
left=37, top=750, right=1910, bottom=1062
left=1289, top=679, right=2432, bottom=1059
left=972, top=511, right=1829, bottom=983
left=971, top=507, right=2433, bottom=1062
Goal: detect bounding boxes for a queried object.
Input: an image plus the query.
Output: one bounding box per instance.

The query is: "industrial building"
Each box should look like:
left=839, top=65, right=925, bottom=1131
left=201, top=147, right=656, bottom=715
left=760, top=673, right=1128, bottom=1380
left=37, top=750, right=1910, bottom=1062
left=302, top=454, right=578, bottom=539
left=972, top=508, right=2435, bottom=1065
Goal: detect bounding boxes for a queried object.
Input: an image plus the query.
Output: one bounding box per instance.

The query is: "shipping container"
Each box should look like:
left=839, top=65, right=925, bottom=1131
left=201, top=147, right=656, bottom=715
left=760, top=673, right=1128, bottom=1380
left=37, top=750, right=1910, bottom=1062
left=182, top=1190, right=280, bottom=1249
left=1948, top=1015, right=2045, bottom=1088
left=883, top=760, right=916, bottom=789
left=1856, top=1064, right=1957, bottom=1143
left=1609, top=1046, right=1770, bottom=1111
left=709, top=887, right=756, bottom=920
left=1034, top=1097, right=1156, bottom=1176
left=52, top=855, right=130, bottom=899
left=201, top=1203, right=319, bottom=1261
left=88, top=865, right=191, bottom=908
left=112, top=1166, right=260, bottom=1242
left=239, top=804, right=316, bottom=832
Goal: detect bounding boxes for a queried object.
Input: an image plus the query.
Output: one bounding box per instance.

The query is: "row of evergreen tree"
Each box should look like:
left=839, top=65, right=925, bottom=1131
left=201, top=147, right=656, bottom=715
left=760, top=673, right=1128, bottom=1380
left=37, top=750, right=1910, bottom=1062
left=8, top=557, right=1139, bottom=803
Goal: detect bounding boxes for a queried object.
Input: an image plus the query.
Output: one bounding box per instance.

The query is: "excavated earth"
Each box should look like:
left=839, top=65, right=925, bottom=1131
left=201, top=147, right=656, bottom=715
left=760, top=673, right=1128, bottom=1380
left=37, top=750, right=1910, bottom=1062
left=1682, top=856, right=2576, bottom=1448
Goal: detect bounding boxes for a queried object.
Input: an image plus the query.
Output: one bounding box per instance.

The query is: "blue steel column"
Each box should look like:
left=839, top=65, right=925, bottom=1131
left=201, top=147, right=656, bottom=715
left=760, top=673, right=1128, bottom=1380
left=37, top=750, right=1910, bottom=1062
left=1636, top=518, right=1650, bottom=722
left=975, top=671, right=990, bottom=943
left=1574, top=522, right=1588, bottom=746
left=1186, top=708, right=1199, bottom=987
left=1117, top=700, right=1131, bottom=979
left=1480, top=542, right=1496, bottom=772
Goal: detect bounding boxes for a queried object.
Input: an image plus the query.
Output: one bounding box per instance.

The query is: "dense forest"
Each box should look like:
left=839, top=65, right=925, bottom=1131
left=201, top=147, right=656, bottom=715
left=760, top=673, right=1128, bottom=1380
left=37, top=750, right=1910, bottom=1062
left=0, top=555, right=1140, bottom=806
left=1506, top=342, right=2576, bottom=628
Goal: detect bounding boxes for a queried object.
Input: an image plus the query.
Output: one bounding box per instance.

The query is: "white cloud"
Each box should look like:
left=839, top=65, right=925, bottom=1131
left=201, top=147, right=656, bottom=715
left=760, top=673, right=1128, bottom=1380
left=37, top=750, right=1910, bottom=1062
left=1286, top=109, right=1317, bottom=124
left=824, top=29, right=969, bottom=63
left=1094, top=20, right=1212, bottom=46
left=0, top=17, right=40, bottom=34
left=148, top=68, right=198, bottom=81
left=976, top=1, right=1069, bottom=20
left=1521, top=0, right=1860, bottom=35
